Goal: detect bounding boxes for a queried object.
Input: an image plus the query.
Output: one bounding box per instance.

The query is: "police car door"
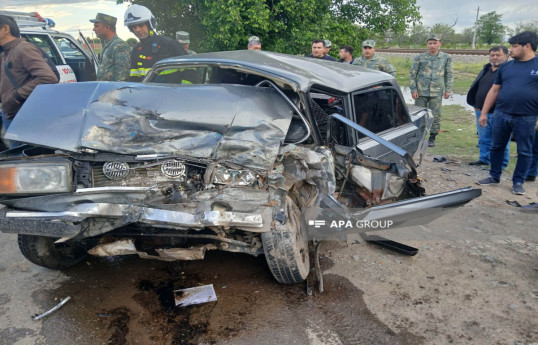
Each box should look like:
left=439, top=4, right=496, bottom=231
left=22, top=33, right=77, bottom=83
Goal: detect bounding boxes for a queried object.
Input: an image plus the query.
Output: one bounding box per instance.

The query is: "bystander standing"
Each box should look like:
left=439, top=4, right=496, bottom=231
left=466, top=46, right=510, bottom=167
left=339, top=46, right=354, bottom=64
left=0, top=15, right=58, bottom=148
left=476, top=31, right=538, bottom=195
left=306, top=40, right=336, bottom=61
left=247, top=36, right=261, bottom=50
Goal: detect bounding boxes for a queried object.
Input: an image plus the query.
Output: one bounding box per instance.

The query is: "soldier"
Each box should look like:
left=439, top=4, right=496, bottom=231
left=176, top=31, right=197, bottom=55
left=124, top=4, right=186, bottom=82
left=90, top=13, right=130, bottom=81
left=352, top=39, right=395, bottom=76
left=323, top=40, right=332, bottom=56
left=409, top=34, right=453, bottom=147
left=247, top=36, right=262, bottom=50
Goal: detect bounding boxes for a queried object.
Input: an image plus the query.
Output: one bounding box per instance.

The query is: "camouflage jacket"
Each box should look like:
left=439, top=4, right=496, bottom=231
left=409, top=51, right=453, bottom=96
left=352, top=53, right=396, bottom=77
left=97, top=35, right=131, bottom=81
left=186, top=49, right=197, bottom=56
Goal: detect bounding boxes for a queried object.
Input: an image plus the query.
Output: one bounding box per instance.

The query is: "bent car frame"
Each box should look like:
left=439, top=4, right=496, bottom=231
left=0, top=51, right=481, bottom=284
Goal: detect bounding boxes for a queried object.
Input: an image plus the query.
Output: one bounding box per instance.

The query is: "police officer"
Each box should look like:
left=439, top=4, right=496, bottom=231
left=90, top=13, right=130, bottom=81
left=409, top=34, right=453, bottom=147
left=124, top=4, right=186, bottom=82
left=352, top=39, right=396, bottom=76
left=176, top=31, right=196, bottom=55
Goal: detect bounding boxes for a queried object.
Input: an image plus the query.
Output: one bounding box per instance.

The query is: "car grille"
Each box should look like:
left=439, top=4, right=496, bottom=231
left=92, top=161, right=205, bottom=187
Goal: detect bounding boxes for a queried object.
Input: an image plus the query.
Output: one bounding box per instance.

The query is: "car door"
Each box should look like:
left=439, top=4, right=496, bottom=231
left=51, top=35, right=97, bottom=82
left=351, top=86, right=424, bottom=162
left=21, top=33, right=77, bottom=83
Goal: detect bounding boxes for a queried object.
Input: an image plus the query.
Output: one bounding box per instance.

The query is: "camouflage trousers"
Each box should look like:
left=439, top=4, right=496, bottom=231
left=415, top=96, right=443, bottom=134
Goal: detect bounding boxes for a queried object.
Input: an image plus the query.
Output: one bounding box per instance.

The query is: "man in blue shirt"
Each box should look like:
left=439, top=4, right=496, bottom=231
left=477, top=31, right=538, bottom=195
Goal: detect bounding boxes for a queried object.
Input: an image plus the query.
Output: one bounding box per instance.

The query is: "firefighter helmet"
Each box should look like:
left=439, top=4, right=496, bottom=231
left=124, top=4, right=157, bottom=32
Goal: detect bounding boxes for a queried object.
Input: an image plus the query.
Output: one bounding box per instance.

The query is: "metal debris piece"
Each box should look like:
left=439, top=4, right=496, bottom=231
left=33, top=296, right=71, bottom=321
left=174, top=284, right=217, bottom=307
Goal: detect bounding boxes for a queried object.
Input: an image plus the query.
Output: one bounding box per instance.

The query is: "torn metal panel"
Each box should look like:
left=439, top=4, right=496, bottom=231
left=174, top=284, right=217, bottom=307
left=7, top=83, right=293, bottom=172
left=88, top=238, right=218, bottom=261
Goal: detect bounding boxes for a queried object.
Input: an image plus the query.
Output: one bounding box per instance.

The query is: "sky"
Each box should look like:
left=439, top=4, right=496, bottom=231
left=2, top=0, right=538, bottom=42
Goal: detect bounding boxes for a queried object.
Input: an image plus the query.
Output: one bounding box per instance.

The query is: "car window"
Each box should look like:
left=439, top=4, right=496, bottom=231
left=352, top=87, right=409, bottom=138
left=22, top=34, right=63, bottom=65
left=52, top=36, right=96, bottom=82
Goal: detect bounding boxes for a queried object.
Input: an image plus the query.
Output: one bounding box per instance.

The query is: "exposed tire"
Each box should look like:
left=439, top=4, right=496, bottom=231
left=262, top=197, right=310, bottom=284
left=18, top=234, right=89, bottom=270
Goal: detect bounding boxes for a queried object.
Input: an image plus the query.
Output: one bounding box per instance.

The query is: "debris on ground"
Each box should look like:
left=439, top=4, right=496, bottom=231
left=33, top=296, right=71, bottom=321
left=174, top=284, right=217, bottom=307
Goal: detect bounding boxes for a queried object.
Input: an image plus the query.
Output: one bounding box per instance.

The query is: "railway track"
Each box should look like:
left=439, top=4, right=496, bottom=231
left=378, top=48, right=538, bottom=56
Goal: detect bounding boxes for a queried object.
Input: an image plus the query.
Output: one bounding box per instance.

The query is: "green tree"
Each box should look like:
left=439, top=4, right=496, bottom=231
left=431, top=23, right=456, bottom=43
left=117, top=0, right=420, bottom=55
left=477, top=11, right=505, bottom=44
left=514, top=20, right=538, bottom=34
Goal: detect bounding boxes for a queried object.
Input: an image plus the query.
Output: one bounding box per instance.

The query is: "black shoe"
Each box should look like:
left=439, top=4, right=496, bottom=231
left=428, top=134, right=436, bottom=147
left=526, top=175, right=536, bottom=182
left=469, top=160, right=488, bottom=166
left=476, top=177, right=500, bottom=185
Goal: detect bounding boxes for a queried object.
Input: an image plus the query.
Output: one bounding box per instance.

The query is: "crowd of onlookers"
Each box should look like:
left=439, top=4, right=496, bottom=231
left=0, top=4, right=536, bottom=195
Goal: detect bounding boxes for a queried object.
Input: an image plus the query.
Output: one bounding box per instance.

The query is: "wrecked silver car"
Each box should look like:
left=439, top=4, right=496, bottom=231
left=0, top=51, right=481, bottom=284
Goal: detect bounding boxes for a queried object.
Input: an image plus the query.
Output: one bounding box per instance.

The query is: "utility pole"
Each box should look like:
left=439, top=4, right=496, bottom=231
left=472, top=6, right=479, bottom=49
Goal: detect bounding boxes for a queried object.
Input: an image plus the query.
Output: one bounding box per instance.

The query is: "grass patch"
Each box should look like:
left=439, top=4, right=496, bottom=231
left=428, top=105, right=516, bottom=175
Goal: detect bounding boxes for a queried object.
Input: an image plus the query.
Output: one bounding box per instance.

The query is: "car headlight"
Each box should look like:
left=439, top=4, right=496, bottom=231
left=0, top=162, right=72, bottom=194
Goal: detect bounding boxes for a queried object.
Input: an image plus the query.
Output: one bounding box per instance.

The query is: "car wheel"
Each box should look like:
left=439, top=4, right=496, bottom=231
left=262, top=197, right=310, bottom=284
left=18, top=234, right=89, bottom=270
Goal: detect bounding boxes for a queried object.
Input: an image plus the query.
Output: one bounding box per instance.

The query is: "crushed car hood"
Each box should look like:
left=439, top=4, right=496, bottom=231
left=6, top=82, right=294, bottom=171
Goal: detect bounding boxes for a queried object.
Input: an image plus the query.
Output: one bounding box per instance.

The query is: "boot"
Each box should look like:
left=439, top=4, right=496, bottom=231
left=428, top=133, right=437, bottom=147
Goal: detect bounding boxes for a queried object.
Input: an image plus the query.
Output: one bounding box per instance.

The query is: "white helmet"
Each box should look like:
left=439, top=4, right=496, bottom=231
left=124, top=4, right=157, bottom=32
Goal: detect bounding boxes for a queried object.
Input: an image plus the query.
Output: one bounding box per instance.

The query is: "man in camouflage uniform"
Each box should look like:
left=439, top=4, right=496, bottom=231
left=176, top=31, right=197, bottom=55
left=409, top=34, right=453, bottom=146
left=91, top=13, right=130, bottom=81
left=352, top=39, right=396, bottom=76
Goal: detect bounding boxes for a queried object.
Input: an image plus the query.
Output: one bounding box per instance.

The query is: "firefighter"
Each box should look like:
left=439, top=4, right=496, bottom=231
left=124, top=4, right=186, bottom=82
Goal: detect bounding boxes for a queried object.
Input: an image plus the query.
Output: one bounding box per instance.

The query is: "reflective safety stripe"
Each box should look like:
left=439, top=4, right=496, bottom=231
left=130, top=68, right=151, bottom=77
left=158, top=68, right=178, bottom=75
left=181, top=80, right=192, bottom=84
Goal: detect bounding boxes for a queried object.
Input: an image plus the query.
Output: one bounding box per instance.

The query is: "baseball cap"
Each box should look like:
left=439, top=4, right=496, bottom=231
left=324, top=39, right=332, bottom=48
left=427, top=33, right=441, bottom=41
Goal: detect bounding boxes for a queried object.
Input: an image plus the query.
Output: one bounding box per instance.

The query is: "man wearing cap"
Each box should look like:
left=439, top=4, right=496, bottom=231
left=176, top=31, right=196, bottom=55
left=306, top=40, right=336, bottom=61
left=409, top=34, right=453, bottom=147
left=91, top=13, right=130, bottom=81
left=352, top=40, right=395, bottom=76
left=323, top=40, right=332, bottom=56
left=247, top=36, right=262, bottom=50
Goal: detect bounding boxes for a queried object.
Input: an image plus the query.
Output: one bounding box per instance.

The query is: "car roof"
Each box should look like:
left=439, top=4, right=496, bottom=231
left=153, top=50, right=395, bottom=93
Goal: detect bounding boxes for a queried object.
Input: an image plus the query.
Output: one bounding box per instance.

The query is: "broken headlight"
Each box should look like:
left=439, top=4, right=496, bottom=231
left=212, top=166, right=256, bottom=186
left=0, top=161, right=72, bottom=194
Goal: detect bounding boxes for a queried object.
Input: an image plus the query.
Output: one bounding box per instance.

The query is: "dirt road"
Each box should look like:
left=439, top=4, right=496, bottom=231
left=0, top=153, right=536, bottom=345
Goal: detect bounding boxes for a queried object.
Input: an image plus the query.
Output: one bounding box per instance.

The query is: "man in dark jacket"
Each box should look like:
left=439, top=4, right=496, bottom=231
left=466, top=46, right=510, bottom=167
left=0, top=15, right=58, bottom=148
left=124, top=4, right=186, bottom=82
